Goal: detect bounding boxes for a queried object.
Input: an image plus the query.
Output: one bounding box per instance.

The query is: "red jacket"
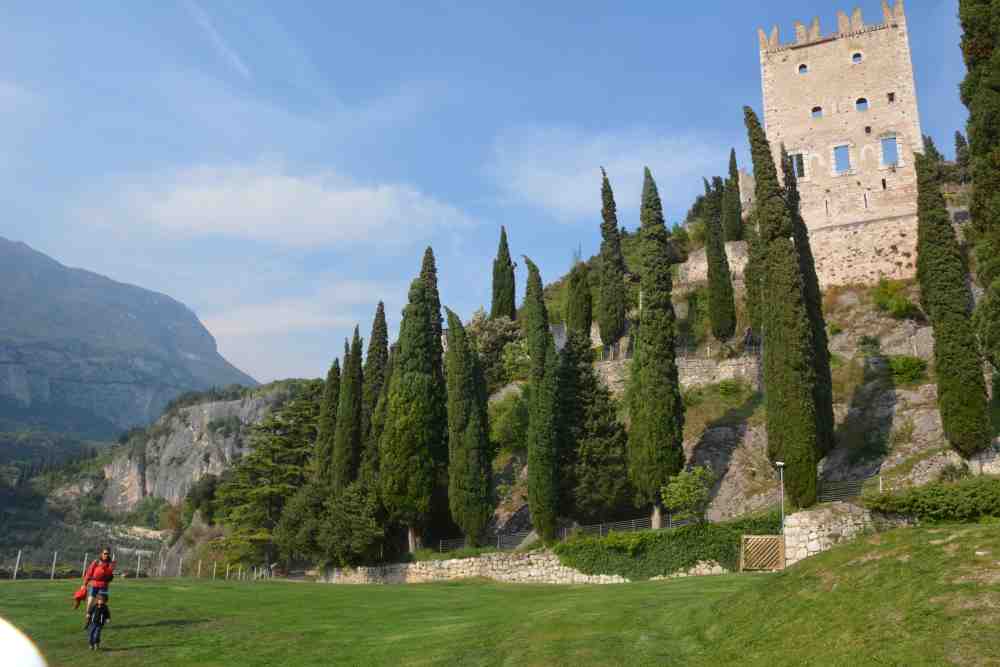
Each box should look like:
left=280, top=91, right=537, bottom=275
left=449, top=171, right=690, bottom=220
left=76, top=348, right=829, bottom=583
left=85, top=560, right=115, bottom=589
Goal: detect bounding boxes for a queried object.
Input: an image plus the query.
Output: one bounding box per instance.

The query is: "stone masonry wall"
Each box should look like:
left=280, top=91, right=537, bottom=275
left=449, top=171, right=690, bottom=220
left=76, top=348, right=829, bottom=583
left=594, top=356, right=760, bottom=398
left=783, top=501, right=872, bottom=567
left=320, top=550, right=729, bottom=585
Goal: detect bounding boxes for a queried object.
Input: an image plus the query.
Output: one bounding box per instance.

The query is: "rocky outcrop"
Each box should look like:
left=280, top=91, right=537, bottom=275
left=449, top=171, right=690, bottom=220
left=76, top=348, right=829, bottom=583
left=102, top=382, right=297, bottom=512
left=0, top=236, right=255, bottom=437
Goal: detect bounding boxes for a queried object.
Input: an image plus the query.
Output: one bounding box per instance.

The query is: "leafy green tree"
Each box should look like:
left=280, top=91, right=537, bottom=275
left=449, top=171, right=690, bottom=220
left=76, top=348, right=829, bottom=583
left=444, top=309, right=492, bottom=545
left=955, top=130, right=971, bottom=183
left=744, top=106, right=817, bottom=507
left=273, top=481, right=327, bottom=564
left=598, top=168, right=627, bottom=346
left=380, top=279, right=444, bottom=552
left=627, top=168, right=686, bottom=527
left=317, top=481, right=384, bottom=568
left=523, top=257, right=560, bottom=541
left=312, top=359, right=340, bottom=485
left=491, top=226, right=517, bottom=321
left=466, top=309, right=523, bottom=394
left=661, top=466, right=716, bottom=523
left=565, top=261, right=593, bottom=336
left=782, top=147, right=835, bottom=457
left=723, top=148, right=743, bottom=241
left=489, top=387, right=530, bottom=455
left=915, top=153, right=992, bottom=457
left=217, top=380, right=323, bottom=563
left=704, top=176, right=737, bottom=341
left=332, top=327, right=364, bottom=493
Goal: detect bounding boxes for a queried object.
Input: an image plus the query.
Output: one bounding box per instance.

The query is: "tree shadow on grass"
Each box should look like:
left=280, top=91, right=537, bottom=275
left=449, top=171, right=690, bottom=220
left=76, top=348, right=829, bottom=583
left=112, top=618, right=210, bottom=630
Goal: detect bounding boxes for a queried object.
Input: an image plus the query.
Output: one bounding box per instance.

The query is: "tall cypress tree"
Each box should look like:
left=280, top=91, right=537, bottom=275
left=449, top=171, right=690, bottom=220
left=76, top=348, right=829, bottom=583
left=380, top=280, right=441, bottom=552
left=362, top=301, right=389, bottom=431
left=723, top=148, right=743, bottom=241
left=627, top=168, right=686, bottom=528
left=444, top=309, right=492, bottom=545
left=955, top=131, right=971, bottom=183
left=313, top=358, right=340, bottom=485
left=915, top=153, right=992, bottom=458
left=743, top=208, right=766, bottom=335
left=705, top=176, right=737, bottom=341
left=332, top=327, right=364, bottom=493
left=565, top=261, right=593, bottom=336
left=361, top=344, right=395, bottom=485
left=597, top=168, right=627, bottom=346
left=744, top=107, right=817, bottom=507
left=420, top=247, right=449, bottom=467
left=523, top=257, right=560, bottom=541
left=491, top=227, right=517, bottom=320
left=782, top=147, right=835, bottom=458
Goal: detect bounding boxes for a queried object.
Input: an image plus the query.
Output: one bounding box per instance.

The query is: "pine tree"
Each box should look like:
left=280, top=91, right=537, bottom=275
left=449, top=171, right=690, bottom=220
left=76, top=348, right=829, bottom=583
left=723, top=148, right=743, bottom=241
left=627, top=168, right=686, bottom=527
left=597, top=168, right=627, bottom=346
left=744, top=107, right=817, bottom=507
left=955, top=130, right=971, bottom=183
left=565, top=261, right=593, bottom=336
left=523, top=257, right=560, bottom=541
left=915, top=153, right=992, bottom=457
left=705, top=176, right=737, bottom=341
left=332, top=327, right=364, bottom=493
left=313, top=358, right=340, bottom=485
left=420, top=247, right=449, bottom=467
left=380, top=279, right=442, bottom=552
left=782, top=147, right=835, bottom=458
left=491, top=227, right=517, bottom=320
left=444, top=309, right=492, bottom=545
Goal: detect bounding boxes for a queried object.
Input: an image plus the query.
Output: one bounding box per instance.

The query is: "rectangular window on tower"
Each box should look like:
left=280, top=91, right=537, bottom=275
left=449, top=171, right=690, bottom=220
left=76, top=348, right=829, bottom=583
left=789, top=152, right=806, bottom=178
left=834, top=145, right=852, bottom=174
left=881, top=136, right=899, bottom=167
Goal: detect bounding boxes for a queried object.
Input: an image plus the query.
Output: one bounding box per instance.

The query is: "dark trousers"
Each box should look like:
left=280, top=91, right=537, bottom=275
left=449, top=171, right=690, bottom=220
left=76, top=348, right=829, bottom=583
left=88, top=623, right=103, bottom=646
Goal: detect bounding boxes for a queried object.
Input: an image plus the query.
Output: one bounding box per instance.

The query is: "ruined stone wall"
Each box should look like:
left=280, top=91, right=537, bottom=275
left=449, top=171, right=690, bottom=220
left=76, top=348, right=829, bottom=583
left=758, top=2, right=922, bottom=233
left=594, top=355, right=760, bottom=397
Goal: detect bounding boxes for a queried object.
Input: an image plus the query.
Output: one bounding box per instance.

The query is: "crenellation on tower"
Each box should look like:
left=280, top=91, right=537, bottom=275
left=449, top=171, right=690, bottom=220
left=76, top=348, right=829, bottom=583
left=757, top=2, right=905, bottom=52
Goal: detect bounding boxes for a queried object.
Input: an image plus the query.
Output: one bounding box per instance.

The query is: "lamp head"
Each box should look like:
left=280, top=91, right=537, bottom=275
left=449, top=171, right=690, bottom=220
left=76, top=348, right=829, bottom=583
left=775, top=461, right=785, bottom=468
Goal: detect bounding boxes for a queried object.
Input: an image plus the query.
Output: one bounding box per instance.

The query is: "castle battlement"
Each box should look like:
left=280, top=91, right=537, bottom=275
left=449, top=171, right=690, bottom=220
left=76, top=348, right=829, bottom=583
left=758, top=1, right=906, bottom=53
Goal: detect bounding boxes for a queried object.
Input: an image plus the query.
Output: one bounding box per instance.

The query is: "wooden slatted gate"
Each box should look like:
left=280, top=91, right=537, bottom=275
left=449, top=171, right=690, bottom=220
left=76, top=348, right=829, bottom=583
left=739, top=535, right=785, bottom=571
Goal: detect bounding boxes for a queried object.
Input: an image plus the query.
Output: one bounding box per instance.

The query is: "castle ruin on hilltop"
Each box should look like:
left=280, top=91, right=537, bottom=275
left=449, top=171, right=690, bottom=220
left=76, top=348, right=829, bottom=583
left=753, top=0, right=923, bottom=286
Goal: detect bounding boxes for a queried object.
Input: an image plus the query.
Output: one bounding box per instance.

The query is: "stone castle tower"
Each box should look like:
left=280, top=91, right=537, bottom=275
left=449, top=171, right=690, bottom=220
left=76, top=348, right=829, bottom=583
left=755, top=0, right=923, bottom=285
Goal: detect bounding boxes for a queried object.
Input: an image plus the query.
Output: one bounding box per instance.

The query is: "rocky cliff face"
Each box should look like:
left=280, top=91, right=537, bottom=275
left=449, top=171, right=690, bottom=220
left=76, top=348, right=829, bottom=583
left=102, top=382, right=299, bottom=512
left=0, top=236, right=256, bottom=437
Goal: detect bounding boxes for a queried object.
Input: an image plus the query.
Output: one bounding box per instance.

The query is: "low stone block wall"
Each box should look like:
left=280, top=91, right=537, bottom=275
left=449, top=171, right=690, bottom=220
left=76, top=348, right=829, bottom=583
left=784, top=502, right=872, bottom=567
left=594, top=356, right=760, bottom=397
left=320, top=550, right=729, bottom=585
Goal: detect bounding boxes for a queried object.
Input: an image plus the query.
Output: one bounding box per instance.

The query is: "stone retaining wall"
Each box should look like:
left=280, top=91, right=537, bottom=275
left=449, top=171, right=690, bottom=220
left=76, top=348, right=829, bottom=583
left=594, top=356, right=760, bottom=397
left=783, top=502, right=872, bottom=567
left=320, top=550, right=729, bottom=585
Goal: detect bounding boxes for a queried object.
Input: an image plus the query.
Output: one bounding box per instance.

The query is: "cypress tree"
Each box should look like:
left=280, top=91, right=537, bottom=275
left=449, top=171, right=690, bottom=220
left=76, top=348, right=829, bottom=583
left=523, top=257, right=560, bottom=541
left=380, top=279, right=442, bottom=552
left=705, top=176, right=737, bottom=341
left=362, top=301, right=389, bottom=433
left=313, top=358, right=340, bottom=485
left=743, top=208, right=766, bottom=335
left=491, top=227, right=517, bottom=321
left=597, top=168, right=627, bottom=346
left=419, top=247, right=449, bottom=467
left=923, top=135, right=945, bottom=164
left=444, top=309, right=492, bottom=545
left=361, top=344, right=395, bottom=485
left=627, top=168, right=686, bottom=527
left=565, top=261, right=593, bottom=336
left=332, top=327, right=364, bottom=493
left=744, top=107, right=817, bottom=507
left=915, top=153, right=992, bottom=457
left=955, top=131, right=971, bottom=183
left=723, top=148, right=743, bottom=241
left=782, top=147, right=835, bottom=458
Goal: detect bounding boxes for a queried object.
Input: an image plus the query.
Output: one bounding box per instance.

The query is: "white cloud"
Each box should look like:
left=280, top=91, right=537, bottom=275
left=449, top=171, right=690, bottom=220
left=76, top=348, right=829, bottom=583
left=488, top=126, right=729, bottom=221
left=185, top=0, right=251, bottom=80
left=80, top=161, right=473, bottom=247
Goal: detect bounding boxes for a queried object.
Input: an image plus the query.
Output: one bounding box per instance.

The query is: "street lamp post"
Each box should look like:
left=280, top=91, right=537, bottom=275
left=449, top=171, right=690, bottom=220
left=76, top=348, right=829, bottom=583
left=775, top=461, right=785, bottom=534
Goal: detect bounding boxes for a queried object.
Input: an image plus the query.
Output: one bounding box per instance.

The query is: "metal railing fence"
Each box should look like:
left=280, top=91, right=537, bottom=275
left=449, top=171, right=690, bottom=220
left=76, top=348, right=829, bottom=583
left=817, top=474, right=882, bottom=503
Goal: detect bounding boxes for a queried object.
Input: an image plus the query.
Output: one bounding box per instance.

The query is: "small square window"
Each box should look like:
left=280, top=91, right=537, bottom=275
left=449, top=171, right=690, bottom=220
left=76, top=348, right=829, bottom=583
left=834, top=145, right=852, bottom=174
left=881, top=136, right=899, bottom=167
left=888, top=92, right=896, bottom=103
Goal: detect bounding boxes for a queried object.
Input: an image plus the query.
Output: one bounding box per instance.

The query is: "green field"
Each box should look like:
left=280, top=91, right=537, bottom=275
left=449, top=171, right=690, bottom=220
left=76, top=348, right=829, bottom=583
left=3, top=525, right=1000, bottom=666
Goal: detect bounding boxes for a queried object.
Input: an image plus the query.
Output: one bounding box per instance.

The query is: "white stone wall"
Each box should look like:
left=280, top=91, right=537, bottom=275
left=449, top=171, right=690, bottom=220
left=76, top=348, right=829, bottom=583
left=783, top=501, right=872, bottom=567
left=320, top=550, right=729, bottom=585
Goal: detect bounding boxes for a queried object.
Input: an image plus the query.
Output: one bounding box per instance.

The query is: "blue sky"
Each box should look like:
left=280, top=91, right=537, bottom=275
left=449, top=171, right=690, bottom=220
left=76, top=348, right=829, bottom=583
left=0, top=1, right=967, bottom=382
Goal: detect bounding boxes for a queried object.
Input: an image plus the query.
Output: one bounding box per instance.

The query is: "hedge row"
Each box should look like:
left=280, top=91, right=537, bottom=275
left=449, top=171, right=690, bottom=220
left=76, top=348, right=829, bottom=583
left=865, top=476, right=1000, bottom=522
left=552, top=513, right=780, bottom=580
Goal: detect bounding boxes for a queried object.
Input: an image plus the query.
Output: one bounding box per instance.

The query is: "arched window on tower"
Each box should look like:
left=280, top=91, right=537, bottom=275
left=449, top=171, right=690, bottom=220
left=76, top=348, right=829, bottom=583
left=798, top=64, right=808, bottom=75
left=856, top=98, right=869, bottom=112
left=811, top=106, right=823, bottom=119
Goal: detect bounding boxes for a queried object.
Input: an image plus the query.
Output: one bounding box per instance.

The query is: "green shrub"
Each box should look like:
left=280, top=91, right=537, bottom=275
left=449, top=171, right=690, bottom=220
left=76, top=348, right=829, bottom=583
left=661, top=466, right=716, bottom=523
left=717, top=379, right=741, bottom=398
left=553, top=512, right=780, bottom=580
left=865, top=476, right=1000, bottom=522
left=872, top=279, right=923, bottom=320
left=888, top=355, right=928, bottom=386
left=859, top=335, right=881, bottom=356
left=828, top=323, right=844, bottom=336
left=937, top=462, right=972, bottom=483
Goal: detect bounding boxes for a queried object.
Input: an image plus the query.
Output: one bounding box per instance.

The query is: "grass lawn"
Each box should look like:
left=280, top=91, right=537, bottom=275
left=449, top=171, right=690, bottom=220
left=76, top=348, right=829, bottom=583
left=3, top=524, right=1000, bottom=666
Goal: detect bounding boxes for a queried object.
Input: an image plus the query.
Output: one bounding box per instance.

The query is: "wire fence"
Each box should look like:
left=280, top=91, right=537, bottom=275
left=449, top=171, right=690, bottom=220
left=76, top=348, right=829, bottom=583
left=2, top=548, right=276, bottom=583
left=817, top=473, right=883, bottom=503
